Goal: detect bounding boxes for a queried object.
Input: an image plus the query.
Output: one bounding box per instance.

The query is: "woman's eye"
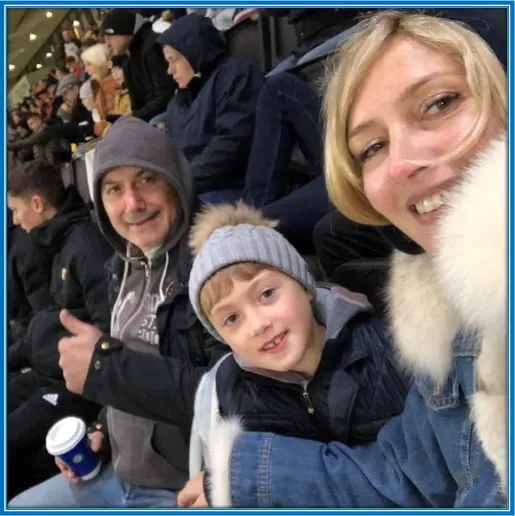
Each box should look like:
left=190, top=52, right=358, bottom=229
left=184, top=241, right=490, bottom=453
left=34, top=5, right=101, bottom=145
left=424, top=93, right=459, bottom=116
left=359, top=141, right=386, bottom=163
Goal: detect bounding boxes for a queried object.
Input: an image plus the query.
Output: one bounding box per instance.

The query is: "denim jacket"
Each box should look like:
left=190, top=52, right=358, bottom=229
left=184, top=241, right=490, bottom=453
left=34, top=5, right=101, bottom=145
left=209, top=333, right=503, bottom=507
left=204, top=137, right=507, bottom=507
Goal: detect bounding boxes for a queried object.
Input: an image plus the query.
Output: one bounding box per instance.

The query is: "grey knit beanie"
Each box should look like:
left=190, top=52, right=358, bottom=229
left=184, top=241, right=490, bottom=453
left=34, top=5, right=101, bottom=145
left=189, top=202, right=316, bottom=341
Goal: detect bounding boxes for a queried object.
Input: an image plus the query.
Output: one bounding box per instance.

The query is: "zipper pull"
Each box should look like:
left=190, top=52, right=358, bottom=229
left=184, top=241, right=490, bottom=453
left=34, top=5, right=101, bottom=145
left=302, top=384, right=315, bottom=415
left=143, top=261, right=150, bottom=281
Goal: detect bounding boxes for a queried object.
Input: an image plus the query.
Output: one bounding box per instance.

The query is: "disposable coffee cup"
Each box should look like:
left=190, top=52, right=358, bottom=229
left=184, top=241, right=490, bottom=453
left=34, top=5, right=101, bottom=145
left=46, top=416, right=102, bottom=481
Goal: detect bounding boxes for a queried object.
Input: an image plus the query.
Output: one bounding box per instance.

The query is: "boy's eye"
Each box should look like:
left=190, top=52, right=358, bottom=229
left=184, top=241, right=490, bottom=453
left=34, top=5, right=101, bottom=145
left=223, top=313, right=239, bottom=327
left=260, top=288, right=276, bottom=300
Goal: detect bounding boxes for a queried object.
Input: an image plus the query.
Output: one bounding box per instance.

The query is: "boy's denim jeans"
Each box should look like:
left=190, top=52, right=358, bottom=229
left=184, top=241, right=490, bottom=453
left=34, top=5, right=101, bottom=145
left=9, top=464, right=178, bottom=508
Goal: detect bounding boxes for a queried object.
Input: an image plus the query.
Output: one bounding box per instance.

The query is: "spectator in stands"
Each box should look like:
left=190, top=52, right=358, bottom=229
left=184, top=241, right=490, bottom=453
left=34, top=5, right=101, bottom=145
left=8, top=225, right=53, bottom=342
left=178, top=10, right=507, bottom=508
left=186, top=202, right=409, bottom=477
left=61, top=28, right=82, bottom=61
left=6, top=162, right=113, bottom=500
left=81, top=43, right=124, bottom=137
left=51, top=66, right=69, bottom=82
left=7, top=113, right=69, bottom=165
left=79, top=79, right=101, bottom=123
left=94, top=54, right=132, bottom=136
left=66, top=56, right=85, bottom=80
left=56, top=73, right=81, bottom=123
left=11, top=120, right=34, bottom=164
left=100, top=9, right=176, bottom=123
left=9, top=116, right=229, bottom=508
left=263, top=8, right=370, bottom=75
left=158, top=14, right=264, bottom=202
left=56, top=73, right=95, bottom=141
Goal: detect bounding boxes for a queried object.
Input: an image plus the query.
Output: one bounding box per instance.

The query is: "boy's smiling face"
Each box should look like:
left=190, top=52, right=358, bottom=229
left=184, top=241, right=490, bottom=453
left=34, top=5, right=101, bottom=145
left=208, top=269, right=324, bottom=375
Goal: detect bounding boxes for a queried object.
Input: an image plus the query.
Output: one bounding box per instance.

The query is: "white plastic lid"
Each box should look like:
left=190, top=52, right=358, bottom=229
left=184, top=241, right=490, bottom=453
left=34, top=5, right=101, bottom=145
left=46, top=416, right=86, bottom=456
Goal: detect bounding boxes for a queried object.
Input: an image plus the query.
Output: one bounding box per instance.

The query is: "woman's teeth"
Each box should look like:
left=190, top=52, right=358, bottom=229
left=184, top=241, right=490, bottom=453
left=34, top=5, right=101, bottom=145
left=414, top=193, right=444, bottom=214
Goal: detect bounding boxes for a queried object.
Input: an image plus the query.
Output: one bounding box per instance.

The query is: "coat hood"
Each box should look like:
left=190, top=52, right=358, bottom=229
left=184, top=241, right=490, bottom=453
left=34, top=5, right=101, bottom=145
left=157, top=14, right=227, bottom=76
left=92, top=116, right=194, bottom=260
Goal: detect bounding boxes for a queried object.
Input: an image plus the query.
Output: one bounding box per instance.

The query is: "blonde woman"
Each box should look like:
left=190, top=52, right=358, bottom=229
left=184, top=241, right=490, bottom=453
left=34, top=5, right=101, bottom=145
left=178, top=10, right=507, bottom=508
left=81, top=43, right=118, bottom=136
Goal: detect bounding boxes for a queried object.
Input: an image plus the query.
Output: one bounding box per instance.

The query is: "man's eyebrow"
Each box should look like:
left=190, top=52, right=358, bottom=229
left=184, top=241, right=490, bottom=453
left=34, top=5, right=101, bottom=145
left=102, top=168, right=148, bottom=187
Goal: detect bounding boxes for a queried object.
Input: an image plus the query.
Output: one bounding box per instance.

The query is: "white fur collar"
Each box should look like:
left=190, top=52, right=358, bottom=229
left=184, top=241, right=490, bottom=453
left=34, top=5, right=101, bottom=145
left=388, top=135, right=507, bottom=492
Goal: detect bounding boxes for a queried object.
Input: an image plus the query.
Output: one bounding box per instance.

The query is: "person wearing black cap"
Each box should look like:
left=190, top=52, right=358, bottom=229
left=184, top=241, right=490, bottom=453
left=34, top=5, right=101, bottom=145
left=100, top=8, right=176, bottom=123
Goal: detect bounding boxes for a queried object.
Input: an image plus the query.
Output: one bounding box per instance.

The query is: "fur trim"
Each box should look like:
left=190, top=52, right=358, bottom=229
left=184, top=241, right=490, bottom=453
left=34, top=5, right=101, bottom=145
left=387, top=135, right=507, bottom=490
left=189, top=202, right=278, bottom=255
left=435, top=135, right=507, bottom=338
left=387, top=251, right=459, bottom=385
left=206, top=417, right=244, bottom=507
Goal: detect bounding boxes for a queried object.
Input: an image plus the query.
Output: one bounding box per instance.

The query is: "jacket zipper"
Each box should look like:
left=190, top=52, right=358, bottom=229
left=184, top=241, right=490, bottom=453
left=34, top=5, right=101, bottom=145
left=118, top=260, right=151, bottom=340
left=301, top=381, right=315, bottom=415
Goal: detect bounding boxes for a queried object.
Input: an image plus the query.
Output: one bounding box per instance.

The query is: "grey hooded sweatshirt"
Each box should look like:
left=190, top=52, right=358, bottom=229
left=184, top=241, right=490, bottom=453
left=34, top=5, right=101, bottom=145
left=92, top=116, right=193, bottom=489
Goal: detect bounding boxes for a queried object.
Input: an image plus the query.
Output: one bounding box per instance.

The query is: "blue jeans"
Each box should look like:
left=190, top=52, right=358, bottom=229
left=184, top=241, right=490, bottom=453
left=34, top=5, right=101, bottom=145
left=8, top=464, right=178, bottom=508
left=241, top=72, right=329, bottom=252
left=199, top=188, right=242, bottom=204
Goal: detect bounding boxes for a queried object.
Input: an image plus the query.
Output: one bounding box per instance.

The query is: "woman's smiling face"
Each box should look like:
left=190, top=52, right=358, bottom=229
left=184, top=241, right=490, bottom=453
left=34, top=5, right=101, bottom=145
left=348, top=35, right=500, bottom=252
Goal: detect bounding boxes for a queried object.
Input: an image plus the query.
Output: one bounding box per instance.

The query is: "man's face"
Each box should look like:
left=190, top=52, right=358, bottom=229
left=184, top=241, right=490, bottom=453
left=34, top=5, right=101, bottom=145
left=8, top=194, right=46, bottom=232
left=63, top=85, right=79, bottom=103
left=62, top=30, right=71, bottom=42
left=27, top=116, right=41, bottom=132
left=104, top=35, right=130, bottom=56
left=111, top=66, right=124, bottom=87
left=100, top=166, right=179, bottom=252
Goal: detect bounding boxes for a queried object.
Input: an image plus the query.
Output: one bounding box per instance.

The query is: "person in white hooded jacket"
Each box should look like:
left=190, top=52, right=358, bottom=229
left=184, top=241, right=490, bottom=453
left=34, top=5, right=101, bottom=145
left=177, top=10, right=507, bottom=508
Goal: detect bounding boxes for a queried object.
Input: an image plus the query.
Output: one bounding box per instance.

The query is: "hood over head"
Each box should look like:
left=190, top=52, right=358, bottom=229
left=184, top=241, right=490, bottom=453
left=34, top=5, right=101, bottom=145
left=92, top=116, right=194, bottom=260
left=157, top=14, right=226, bottom=75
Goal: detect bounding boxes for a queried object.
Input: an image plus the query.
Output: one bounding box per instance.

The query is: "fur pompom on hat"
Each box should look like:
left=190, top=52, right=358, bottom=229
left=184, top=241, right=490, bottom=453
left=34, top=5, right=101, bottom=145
left=188, top=202, right=316, bottom=340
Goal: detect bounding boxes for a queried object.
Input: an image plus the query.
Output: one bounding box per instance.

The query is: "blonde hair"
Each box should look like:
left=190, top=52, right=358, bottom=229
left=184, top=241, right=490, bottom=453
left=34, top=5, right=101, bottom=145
left=200, top=262, right=275, bottom=316
left=81, top=43, right=110, bottom=80
left=324, top=10, right=507, bottom=224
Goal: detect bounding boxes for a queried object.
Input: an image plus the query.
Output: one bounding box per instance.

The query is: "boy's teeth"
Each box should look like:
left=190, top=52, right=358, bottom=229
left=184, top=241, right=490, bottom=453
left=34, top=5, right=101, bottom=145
left=263, top=333, right=285, bottom=351
left=414, top=193, right=444, bottom=214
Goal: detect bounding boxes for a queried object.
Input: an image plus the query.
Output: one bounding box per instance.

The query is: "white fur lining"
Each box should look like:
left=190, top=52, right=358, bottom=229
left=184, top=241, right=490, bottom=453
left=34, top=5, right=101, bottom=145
left=387, top=136, right=507, bottom=492
left=207, top=417, right=244, bottom=507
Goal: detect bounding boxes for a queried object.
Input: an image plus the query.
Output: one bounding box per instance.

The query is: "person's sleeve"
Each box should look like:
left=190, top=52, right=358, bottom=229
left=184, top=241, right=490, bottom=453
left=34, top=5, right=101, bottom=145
left=205, top=386, right=457, bottom=507
left=82, top=334, right=218, bottom=427
left=7, top=128, right=51, bottom=150
left=7, top=337, right=30, bottom=371
left=131, top=47, right=176, bottom=121
left=190, top=65, right=263, bottom=194
left=17, top=252, right=53, bottom=314
left=73, top=232, right=113, bottom=332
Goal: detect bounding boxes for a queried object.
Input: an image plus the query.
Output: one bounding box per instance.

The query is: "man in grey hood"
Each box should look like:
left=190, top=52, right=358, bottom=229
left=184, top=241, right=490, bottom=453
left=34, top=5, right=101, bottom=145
left=9, top=116, right=228, bottom=508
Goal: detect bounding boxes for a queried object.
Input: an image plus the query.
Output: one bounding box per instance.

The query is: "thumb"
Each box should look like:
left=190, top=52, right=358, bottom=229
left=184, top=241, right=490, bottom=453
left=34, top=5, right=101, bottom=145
left=60, top=309, right=91, bottom=336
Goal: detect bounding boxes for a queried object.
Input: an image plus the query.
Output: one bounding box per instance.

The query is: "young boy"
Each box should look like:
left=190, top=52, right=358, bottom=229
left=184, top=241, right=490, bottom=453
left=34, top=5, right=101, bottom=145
left=187, top=202, right=410, bottom=479
left=7, top=161, right=113, bottom=499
